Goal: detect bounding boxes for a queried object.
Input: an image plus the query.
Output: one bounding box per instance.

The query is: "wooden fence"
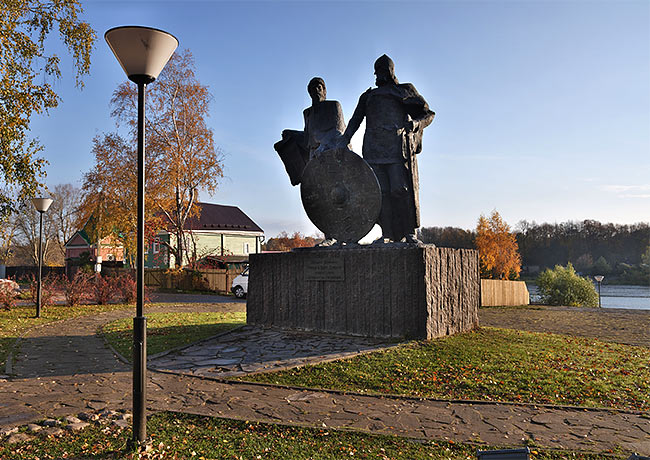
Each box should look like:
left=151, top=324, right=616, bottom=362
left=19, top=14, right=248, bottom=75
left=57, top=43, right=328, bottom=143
left=144, top=268, right=241, bottom=294
left=5, top=265, right=65, bottom=279
left=480, top=279, right=530, bottom=307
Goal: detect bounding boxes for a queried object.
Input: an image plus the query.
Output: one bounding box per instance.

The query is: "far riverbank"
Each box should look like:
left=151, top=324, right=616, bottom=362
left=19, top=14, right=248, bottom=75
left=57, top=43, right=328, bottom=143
left=526, top=283, right=650, bottom=310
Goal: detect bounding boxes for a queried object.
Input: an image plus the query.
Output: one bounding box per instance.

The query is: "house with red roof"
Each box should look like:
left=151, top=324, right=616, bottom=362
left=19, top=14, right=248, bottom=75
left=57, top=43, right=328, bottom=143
left=65, top=202, right=264, bottom=270
left=64, top=228, right=125, bottom=267
left=146, top=202, right=264, bottom=269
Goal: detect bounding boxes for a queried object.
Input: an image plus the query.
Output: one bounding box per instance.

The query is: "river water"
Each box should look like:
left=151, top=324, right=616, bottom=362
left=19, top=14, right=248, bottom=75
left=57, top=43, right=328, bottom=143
left=526, top=283, right=650, bottom=310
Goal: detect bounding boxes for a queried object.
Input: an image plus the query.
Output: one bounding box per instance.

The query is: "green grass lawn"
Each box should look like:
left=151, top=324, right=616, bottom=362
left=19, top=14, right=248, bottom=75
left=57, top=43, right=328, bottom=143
left=100, top=311, right=246, bottom=359
left=0, top=303, right=135, bottom=370
left=0, top=411, right=618, bottom=460
left=240, top=327, right=650, bottom=412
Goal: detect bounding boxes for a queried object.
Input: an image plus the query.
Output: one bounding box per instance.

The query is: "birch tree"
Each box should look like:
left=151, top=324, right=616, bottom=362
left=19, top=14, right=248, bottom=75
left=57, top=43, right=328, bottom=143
left=81, top=50, right=223, bottom=267
left=0, top=0, right=94, bottom=215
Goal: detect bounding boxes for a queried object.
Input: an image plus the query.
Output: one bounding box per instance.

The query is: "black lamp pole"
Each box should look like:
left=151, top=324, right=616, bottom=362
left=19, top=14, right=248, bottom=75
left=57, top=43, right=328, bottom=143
left=132, top=78, right=150, bottom=442
left=36, top=209, right=44, bottom=318
left=596, top=278, right=602, bottom=308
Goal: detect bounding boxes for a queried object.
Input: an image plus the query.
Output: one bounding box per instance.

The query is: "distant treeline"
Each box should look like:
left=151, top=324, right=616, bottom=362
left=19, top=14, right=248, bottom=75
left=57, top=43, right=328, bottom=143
left=419, top=220, right=650, bottom=282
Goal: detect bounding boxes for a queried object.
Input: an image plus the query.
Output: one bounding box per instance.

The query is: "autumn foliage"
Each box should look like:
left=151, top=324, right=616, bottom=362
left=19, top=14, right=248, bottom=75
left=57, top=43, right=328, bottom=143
left=0, top=0, right=94, bottom=216
left=475, top=211, right=521, bottom=280
left=79, top=50, right=223, bottom=268
left=263, top=232, right=322, bottom=251
left=111, top=50, right=223, bottom=267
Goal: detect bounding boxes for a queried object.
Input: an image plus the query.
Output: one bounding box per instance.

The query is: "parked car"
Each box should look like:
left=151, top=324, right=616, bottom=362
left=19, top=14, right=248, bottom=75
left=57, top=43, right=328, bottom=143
left=231, top=267, right=248, bottom=299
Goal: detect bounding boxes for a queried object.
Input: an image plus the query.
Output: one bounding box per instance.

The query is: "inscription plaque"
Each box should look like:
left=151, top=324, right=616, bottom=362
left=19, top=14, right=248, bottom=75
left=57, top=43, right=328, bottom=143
left=304, top=258, right=345, bottom=281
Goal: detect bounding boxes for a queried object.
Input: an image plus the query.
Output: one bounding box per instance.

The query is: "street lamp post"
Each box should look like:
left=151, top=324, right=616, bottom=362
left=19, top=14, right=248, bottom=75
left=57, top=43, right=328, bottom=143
left=32, top=198, right=53, bottom=318
left=105, top=26, right=177, bottom=444
left=594, top=275, right=604, bottom=308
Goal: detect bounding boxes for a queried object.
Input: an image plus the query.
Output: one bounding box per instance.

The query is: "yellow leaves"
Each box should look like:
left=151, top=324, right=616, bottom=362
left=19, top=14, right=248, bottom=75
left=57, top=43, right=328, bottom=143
left=0, top=0, right=94, bottom=213
left=83, top=49, right=222, bottom=267
left=476, top=210, right=521, bottom=280
left=264, top=232, right=322, bottom=251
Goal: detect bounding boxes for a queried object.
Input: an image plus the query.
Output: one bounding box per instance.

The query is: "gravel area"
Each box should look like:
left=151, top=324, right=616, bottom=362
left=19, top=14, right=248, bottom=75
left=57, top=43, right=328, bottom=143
left=479, top=305, right=650, bottom=348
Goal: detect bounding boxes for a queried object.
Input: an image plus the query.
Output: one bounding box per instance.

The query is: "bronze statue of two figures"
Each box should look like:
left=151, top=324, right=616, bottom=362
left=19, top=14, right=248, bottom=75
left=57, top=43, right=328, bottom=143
left=274, top=55, right=435, bottom=246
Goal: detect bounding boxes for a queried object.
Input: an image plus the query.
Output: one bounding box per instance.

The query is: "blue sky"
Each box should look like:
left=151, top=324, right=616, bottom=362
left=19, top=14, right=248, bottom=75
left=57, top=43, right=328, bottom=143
left=30, top=0, right=649, bottom=239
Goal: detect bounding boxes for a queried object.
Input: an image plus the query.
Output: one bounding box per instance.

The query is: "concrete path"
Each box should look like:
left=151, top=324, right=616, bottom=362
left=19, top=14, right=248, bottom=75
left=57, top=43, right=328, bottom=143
left=1, top=302, right=649, bottom=456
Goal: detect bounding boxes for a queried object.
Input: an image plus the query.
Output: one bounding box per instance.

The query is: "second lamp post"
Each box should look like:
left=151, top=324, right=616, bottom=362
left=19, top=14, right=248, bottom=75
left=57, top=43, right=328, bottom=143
left=594, top=275, right=604, bottom=308
left=32, top=197, right=53, bottom=318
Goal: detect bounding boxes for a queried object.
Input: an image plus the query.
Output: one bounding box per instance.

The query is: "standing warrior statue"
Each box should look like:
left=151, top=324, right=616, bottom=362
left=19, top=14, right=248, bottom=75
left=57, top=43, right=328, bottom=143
left=340, top=54, right=435, bottom=244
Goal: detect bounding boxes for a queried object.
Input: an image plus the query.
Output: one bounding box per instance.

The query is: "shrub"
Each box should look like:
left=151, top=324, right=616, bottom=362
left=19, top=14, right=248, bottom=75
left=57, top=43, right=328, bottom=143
left=93, top=274, right=116, bottom=305
left=537, top=263, right=599, bottom=307
left=0, top=279, right=19, bottom=310
left=61, top=271, right=91, bottom=307
left=185, top=269, right=209, bottom=291
left=28, top=273, right=58, bottom=308
left=118, top=272, right=137, bottom=304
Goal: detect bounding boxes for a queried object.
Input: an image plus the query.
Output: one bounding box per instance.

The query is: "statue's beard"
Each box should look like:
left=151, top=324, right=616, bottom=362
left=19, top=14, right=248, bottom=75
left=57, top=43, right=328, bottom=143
left=376, top=74, right=395, bottom=87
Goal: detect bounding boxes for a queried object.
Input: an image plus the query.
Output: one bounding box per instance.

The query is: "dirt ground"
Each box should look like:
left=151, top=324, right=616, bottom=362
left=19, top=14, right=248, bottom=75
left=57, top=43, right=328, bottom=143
left=479, top=305, right=650, bottom=348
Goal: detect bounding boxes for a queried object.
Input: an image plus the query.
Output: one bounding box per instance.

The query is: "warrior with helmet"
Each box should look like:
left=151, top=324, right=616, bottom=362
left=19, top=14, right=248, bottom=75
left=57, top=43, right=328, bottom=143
left=341, top=54, right=435, bottom=244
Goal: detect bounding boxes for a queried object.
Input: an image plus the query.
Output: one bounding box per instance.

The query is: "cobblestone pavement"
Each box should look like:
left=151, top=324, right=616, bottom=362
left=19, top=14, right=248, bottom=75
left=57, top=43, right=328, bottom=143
left=480, top=306, right=650, bottom=348
left=1, top=301, right=649, bottom=455
left=149, top=326, right=399, bottom=378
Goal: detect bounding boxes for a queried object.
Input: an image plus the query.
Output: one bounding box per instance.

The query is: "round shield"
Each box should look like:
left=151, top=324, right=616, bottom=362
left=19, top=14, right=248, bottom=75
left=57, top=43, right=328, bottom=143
left=300, top=147, right=381, bottom=243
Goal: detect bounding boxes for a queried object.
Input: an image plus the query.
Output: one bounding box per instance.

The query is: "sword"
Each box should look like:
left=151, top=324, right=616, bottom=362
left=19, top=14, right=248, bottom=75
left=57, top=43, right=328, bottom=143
left=402, top=115, right=420, bottom=229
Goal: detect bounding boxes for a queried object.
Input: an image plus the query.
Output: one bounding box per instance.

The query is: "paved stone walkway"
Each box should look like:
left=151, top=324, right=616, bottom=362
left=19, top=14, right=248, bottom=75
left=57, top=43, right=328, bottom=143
left=149, top=326, right=398, bottom=378
left=1, top=300, right=649, bottom=456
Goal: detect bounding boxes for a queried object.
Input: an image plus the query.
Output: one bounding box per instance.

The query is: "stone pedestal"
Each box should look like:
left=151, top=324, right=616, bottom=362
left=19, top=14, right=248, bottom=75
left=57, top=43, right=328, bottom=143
left=247, top=245, right=479, bottom=340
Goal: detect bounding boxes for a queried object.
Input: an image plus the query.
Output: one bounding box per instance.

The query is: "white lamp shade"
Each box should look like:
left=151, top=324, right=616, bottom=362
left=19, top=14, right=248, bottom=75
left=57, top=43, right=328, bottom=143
left=105, top=26, right=178, bottom=82
left=32, top=197, right=53, bottom=212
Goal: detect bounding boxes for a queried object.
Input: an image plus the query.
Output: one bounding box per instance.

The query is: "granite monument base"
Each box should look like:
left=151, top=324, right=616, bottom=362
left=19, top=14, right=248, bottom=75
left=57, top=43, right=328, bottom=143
left=247, top=245, right=479, bottom=340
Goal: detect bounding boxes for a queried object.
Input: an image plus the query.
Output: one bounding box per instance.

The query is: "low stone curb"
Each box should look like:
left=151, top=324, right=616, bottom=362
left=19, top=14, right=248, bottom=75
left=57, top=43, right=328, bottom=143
left=148, top=324, right=247, bottom=360
left=98, top=323, right=248, bottom=364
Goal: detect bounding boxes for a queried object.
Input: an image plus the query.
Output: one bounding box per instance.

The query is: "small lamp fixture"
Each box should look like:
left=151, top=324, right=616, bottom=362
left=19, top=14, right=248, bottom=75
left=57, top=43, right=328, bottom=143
left=32, top=197, right=53, bottom=213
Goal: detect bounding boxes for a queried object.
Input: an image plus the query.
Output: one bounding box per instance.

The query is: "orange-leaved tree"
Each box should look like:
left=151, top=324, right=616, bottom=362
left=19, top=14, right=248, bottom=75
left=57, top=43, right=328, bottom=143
left=80, top=49, right=223, bottom=268
left=263, top=232, right=322, bottom=251
left=78, top=134, right=160, bottom=267
left=475, top=210, right=521, bottom=280
left=110, top=49, right=223, bottom=267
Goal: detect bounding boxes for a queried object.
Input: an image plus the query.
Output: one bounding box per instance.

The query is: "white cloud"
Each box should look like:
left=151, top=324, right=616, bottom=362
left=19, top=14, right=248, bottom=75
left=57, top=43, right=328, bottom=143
left=619, top=194, right=650, bottom=199
left=602, top=184, right=650, bottom=193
